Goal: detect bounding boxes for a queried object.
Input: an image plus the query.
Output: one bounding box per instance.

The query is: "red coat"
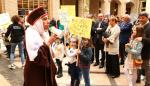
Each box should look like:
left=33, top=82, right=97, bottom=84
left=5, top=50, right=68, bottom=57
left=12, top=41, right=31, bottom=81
left=24, top=44, right=57, bottom=86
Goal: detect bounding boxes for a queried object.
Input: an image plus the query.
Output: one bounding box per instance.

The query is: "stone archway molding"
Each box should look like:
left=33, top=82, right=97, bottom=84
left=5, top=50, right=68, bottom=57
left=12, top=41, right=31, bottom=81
left=126, top=0, right=134, bottom=7
left=110, top=0, right=121, bottom=4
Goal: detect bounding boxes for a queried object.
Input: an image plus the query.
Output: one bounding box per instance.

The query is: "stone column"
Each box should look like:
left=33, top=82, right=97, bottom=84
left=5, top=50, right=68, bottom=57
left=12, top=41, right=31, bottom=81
left=0, top=0, right=4, bottom=12
left=78, top=0, right=84, bottom=17
left=118, top=0, right=126, bottom=17
left=130, top=0, right=139, bottom=16
left=48, top=0, right=60, bottom=19
left=3, top=0, right=18, bottom=17
left=146, top=0, right=150, bottom=14
left=83, top=0, right=90, bottom=17
left=101, top=0, right=110, bottom=15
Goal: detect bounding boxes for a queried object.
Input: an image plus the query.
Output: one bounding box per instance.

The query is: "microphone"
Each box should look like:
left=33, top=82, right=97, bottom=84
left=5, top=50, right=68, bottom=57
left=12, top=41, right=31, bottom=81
left=49, top=26, right=64, bottom=38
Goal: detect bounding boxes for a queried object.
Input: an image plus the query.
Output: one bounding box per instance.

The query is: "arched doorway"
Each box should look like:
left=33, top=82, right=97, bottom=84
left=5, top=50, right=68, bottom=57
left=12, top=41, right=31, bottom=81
left=18, top=0, right=48, bottom=17
left=110, top=0, right=120, bottom=16
left=89, top=0, right=104, bottom=15
left=126, top=2, right=134, bottom=14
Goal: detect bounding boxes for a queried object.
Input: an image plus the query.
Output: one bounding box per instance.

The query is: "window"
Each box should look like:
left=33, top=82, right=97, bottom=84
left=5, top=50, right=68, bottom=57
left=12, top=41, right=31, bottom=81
left=139, top=0, right=146, bottom=12
left=18, top=0, right=48, bottom=17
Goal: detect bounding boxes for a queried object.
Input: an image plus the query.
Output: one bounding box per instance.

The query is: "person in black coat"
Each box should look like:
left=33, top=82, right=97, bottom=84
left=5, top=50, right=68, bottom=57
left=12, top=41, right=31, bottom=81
left=136, top=12, right=150, bottom=86
left=5, top=15, right=25, bottom=69
left=91, top=13, right=108, bottom=68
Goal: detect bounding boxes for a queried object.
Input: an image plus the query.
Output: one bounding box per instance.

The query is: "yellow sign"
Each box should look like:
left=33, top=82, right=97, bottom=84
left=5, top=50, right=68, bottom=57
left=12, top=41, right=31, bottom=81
left=69, top=17, right=92, bottom=39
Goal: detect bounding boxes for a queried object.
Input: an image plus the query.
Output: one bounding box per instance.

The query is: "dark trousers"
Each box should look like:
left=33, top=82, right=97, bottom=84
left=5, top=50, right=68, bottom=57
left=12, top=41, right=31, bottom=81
left=136, top=68, right=145, bottom=82
left=71, top=77, right=80, bottom=86
left=56, top=59, right=62, bottom=75
left=24, top=48, right=27, bottom=59
left=6, top=45, right=11, bottom=58
left=106, top=54, right=120, bottom=76
left=119, top=43, right=127, bottom=64
left=105, top=52, right=110, bottom=74
left=100, top=50, right=105, bottom=65
left=143, top=59, right=150, bottom=86
left=95, top=44, right=104, bottom=64
left=68, top=62, right=80, bottom=86
left=91, top=48, right=95, bottom=63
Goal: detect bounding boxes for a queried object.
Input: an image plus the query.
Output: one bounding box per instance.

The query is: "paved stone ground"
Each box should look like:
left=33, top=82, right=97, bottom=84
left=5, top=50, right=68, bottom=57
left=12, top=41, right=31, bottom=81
left=0, top=54, right=23, bottom=86
left=0, top=53, right=144, bottom=86
left=0, top=40, right=144, bottom=86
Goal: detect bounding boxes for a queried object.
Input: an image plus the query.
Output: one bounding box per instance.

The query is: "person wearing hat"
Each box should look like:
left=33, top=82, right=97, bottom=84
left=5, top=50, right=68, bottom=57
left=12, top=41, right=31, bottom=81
left=136, top=12, right=150, bottom=86
left=24, top=7, right=57, bottom=86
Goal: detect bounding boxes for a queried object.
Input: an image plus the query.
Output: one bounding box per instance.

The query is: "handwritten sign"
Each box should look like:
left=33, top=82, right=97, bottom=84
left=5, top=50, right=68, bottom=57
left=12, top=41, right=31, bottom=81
left=69, top=17, right=92, bottom=39
left=0, top=13, right=11, bottom=31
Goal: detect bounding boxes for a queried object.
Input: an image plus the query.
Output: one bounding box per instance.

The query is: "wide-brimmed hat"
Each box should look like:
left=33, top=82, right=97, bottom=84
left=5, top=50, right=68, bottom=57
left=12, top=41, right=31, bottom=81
left=26, top=7, right=47, bottom=25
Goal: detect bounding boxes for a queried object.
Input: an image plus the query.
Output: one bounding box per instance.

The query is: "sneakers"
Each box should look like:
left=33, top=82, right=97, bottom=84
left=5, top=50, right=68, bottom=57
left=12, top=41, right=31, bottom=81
left=93, top=63, right=99, bottom=66
left=141, top=75, right=145, bottom=80
left=8, top=64, right=16, bottom=69
left=99, top=62, right=104, bottom=68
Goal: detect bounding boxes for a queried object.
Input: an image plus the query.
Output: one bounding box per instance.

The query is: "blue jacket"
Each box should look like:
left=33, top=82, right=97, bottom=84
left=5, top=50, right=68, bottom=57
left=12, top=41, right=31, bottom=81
left=79, top=47, right=93, bottom=66
left=119, top=22, right=132, bottom=44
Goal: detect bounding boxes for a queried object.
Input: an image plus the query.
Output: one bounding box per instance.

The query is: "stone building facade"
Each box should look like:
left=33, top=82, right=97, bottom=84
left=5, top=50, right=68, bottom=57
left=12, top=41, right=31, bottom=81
left=0, top=0, right=149, bottom=18
left=89, top=0, right=146, bottom=17
left=0, top=0, right=18, bottom=17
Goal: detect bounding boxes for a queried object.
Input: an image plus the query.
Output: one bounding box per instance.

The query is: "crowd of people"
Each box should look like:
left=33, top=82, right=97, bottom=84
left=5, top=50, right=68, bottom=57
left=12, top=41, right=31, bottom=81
left=1, top=6, right=150, bottom=86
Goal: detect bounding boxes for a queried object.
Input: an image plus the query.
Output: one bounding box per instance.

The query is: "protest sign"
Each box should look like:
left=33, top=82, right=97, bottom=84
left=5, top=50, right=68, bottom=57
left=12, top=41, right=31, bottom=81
left=0, top=13, right=11, bottom=31
left=69, top=17, right=92, bottom=39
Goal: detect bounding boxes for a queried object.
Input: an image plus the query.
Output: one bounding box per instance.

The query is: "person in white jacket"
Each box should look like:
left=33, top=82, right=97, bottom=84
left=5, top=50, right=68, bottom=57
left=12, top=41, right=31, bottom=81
left=65, top=37, right=80, bottom=86
left=52, top=38, right=64, bottom=78
left=103, top=16, right=120, bottom=78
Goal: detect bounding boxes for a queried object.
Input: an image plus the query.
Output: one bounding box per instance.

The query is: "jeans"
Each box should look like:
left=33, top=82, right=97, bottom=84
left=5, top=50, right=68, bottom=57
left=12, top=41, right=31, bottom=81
left=10, top=41, right=25, bottom=65
left=80, top=68, right=90, bottom=86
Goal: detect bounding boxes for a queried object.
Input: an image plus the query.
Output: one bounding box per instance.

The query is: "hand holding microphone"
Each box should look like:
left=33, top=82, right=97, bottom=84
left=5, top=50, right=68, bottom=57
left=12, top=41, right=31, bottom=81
left=47, top=34, right=58, bottom=46
left=49, top=26, right=64, bottom=38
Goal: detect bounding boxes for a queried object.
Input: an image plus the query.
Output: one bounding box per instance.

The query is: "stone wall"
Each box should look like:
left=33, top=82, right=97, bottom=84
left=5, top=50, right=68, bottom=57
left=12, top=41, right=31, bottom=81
left=3, top=0, right=18, bottom=17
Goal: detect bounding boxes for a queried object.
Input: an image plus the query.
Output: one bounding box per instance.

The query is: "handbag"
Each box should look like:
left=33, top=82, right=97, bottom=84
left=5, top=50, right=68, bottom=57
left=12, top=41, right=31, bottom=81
left=133, top=59, right=143, bottom=67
